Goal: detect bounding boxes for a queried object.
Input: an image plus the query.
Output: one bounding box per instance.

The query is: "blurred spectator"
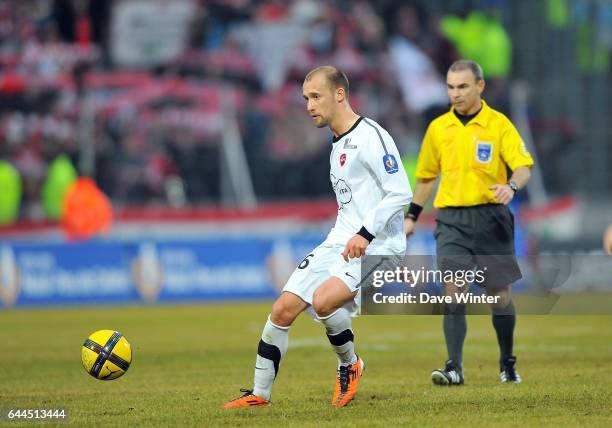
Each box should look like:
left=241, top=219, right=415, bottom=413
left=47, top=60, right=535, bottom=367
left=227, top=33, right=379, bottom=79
left=388, top=3, right=448, bottom=114
left=53, top=0, right=109, bottom=46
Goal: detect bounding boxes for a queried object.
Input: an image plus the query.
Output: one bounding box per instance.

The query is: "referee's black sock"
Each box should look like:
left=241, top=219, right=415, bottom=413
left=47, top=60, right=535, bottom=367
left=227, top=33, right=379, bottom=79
left=443, top=304, right=467, bottom=370
left=492, top=300, right=516, bottom=364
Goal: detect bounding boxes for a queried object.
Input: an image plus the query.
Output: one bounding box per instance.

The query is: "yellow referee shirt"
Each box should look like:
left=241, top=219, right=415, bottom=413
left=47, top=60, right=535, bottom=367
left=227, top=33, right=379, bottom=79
left=416, top=100, right=534, bottom=208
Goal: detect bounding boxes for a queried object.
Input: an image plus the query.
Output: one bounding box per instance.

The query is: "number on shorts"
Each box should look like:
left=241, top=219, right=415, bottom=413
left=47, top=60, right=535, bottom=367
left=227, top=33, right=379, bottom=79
left=298, top=253, right=314, bottom=269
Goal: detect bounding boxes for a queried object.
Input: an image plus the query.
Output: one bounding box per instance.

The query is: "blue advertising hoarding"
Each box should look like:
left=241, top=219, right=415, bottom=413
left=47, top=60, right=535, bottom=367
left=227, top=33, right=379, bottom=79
left=1, top=223, right=540, bottom=308
left=0, top=235, right=339, bottom=308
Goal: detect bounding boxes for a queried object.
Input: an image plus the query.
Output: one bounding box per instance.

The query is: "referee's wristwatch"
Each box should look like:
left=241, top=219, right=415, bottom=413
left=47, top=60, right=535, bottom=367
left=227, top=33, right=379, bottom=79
left=507, top=180, right=519, bottom=194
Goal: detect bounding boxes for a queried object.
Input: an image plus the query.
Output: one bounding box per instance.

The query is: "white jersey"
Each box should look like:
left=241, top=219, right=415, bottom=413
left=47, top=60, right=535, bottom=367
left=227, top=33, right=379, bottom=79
left=324, top=116, right=413, bottom=254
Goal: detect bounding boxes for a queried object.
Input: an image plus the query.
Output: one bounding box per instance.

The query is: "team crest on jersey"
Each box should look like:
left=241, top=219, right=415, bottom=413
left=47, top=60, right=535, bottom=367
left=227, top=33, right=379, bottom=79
left=476, top=142, right=493, bottom=163
left=382, top=154, right=398, bottom=174
left=340, top=153, right=346, bottom=166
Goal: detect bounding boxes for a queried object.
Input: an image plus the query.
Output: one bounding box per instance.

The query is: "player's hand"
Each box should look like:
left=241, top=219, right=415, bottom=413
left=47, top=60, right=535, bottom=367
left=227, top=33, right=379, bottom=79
left=341, top=235, right=369, bottom=262
left=489, top=184, right=515, bottom=205
left=405, top=218, right=416, bottom=239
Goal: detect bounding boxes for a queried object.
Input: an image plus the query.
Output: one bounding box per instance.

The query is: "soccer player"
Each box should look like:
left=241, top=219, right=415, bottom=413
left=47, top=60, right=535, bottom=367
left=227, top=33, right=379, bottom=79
left=224, top=66, right=412, bottom=408
left=405, top=60, right=534, bottom=385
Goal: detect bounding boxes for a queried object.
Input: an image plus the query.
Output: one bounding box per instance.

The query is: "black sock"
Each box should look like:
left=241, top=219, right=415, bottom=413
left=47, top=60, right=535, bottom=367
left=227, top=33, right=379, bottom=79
left=443, top=304, right=467, bottom=370
left=492, top=300, right=516, bottom=363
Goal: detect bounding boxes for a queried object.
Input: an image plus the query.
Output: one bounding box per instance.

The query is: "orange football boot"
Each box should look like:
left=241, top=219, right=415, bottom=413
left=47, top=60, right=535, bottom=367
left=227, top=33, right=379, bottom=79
left=331, top=356, right=365, bottom=407
left=223, top=389, right=270, bottom=408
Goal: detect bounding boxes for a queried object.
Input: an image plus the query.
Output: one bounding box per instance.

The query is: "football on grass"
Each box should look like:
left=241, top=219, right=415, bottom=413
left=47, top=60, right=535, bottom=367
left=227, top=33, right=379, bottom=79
left=81, top=330, right=132, bottom=380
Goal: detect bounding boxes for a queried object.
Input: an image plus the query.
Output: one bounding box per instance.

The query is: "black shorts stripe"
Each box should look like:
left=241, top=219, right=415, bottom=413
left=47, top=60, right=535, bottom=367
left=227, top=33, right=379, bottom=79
left=327, top=329, right=354, bottom=346
left=257, top=340, right=281, bottom=378
left=363, top=118, right=388, bottom=155
left=89, top=331, right=123, bottom=377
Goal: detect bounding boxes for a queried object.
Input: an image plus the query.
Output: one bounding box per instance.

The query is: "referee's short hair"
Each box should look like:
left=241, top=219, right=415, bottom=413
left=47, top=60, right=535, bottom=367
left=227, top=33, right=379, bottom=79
left=449, top=60, right=484, bottom=82
left=305, top=66, right=349, bottom=96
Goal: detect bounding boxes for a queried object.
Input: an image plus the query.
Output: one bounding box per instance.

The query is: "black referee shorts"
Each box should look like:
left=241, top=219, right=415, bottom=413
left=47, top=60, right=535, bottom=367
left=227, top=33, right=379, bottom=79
left=434, top=204, right=522, bottom=289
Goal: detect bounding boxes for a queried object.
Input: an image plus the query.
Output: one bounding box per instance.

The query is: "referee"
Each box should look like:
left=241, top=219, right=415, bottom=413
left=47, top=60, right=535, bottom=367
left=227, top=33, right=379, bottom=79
left=405, top=60, right=534, bottom=385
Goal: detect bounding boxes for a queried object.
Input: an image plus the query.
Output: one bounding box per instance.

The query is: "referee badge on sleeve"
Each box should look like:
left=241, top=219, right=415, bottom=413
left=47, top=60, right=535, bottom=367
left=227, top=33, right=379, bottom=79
left=476, top=142, right=493, bottom=163
left=382, top=154, right=399, bottom=174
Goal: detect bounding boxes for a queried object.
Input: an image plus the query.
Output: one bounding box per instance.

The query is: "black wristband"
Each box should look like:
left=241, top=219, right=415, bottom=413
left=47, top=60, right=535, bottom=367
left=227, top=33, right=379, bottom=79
left=404, top=202, right=423, bottom=222
left=357, top=226, right=375, bottom=243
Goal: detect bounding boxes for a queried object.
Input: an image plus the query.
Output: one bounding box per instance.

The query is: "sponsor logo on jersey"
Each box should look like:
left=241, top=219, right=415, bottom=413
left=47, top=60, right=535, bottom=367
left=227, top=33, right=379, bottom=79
left=343, top=138, right=357, bottom=149
left=383, top=154, right=398, bottom=174
left=476, top=142, right=493, bottom=163
left=340, top=153, right=346, bottom=166
left=331, top=174, right=352, bottom=209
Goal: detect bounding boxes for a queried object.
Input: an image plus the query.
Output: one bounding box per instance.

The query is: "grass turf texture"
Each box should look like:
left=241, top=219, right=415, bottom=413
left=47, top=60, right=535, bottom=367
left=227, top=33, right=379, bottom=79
left=1, top=303, right=611, bottom=427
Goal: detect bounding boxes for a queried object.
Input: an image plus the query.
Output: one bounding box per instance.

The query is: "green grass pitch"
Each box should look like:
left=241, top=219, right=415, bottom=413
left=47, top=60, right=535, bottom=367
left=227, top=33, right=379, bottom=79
left=1, top=302, right=611, bottom=427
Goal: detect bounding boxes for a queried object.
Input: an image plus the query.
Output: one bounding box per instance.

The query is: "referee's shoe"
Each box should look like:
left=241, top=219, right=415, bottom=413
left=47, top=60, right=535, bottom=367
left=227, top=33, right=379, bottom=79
left=431, top=359, right=464, bottom=385
left=500, top=356, right=522, bottom=384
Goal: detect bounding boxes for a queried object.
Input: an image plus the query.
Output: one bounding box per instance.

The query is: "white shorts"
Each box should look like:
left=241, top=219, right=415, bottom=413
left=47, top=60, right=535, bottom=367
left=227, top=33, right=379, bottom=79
left=282, top=243, right=362, bottom=317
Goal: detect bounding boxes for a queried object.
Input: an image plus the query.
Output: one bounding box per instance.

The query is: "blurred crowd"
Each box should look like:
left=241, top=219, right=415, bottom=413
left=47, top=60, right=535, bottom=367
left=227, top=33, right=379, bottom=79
left=0, top=0, right=609, bottom=222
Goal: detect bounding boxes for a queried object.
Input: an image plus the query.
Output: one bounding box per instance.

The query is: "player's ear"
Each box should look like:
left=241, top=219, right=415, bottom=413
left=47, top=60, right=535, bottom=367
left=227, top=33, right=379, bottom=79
left=336, top=87, right=345, bottom=103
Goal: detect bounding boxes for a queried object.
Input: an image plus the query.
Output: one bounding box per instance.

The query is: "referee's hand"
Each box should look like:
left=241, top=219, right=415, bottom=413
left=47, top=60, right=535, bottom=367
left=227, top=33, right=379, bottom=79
left=342, top=235, right=369, bottom=262
left=405, top=218, right=416, bottom=239
left=489, top=184, right=515, bottom=205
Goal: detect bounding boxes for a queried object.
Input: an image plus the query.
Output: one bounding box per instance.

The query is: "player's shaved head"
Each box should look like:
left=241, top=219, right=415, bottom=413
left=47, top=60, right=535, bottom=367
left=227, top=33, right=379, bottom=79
left=303, top=66, right=356, bottom=132
left=305, top=66, right=350, bottom=96
left=449, top=60, right=484, bottom=82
